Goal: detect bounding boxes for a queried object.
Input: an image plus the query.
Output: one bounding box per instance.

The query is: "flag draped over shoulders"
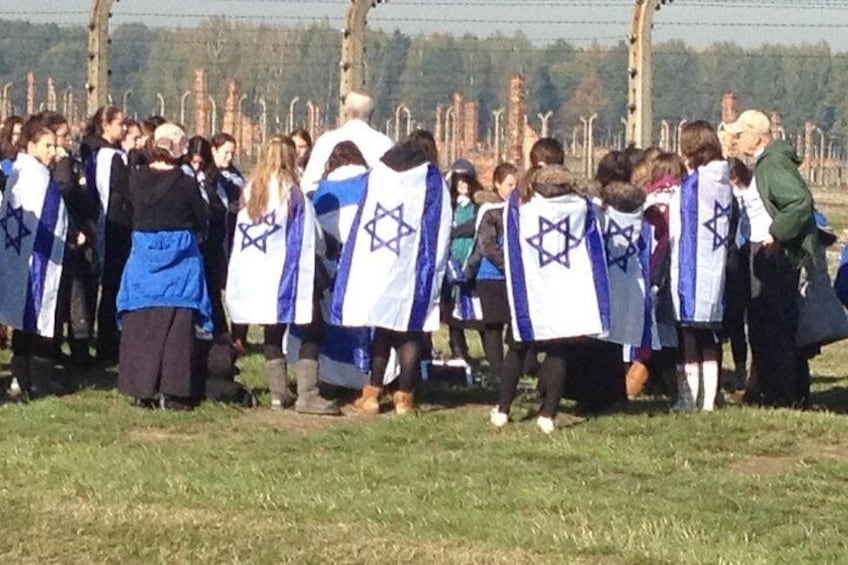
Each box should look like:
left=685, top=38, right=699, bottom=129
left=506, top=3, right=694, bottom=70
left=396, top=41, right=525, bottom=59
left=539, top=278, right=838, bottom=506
left=669, top=161, right=733, bottom=326
left=331, top=162, right=451, bottom=333
left=0, top=153, right=68, bottom=337
left=226, top=186, right=316, bottom=325
left=599, top=205, right=657, bottom=349
left=504, top=191, right=609, bottom=343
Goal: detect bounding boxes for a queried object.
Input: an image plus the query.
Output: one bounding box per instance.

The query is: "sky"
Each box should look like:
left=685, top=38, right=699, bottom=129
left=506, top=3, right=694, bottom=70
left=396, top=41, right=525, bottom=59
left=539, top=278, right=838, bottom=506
left=3, top=0, right=847, bottom=51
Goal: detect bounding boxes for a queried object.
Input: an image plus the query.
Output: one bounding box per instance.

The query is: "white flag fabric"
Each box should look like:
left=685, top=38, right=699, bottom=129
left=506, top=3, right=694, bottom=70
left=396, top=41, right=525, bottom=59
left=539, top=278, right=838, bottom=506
left=505, top=191, right=610, bottom=342
left=0, top=153, right=68, bottom=337
left=225, top=186, right=316, bottom=325
left=669, top=161, right=733, bottom=325
left=332, top=161, right=451, bottom=332
left=599, top=205, right=658, bottom=348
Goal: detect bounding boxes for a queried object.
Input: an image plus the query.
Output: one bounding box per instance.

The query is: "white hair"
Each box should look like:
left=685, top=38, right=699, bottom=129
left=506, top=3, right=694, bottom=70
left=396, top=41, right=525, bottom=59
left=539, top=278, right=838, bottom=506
left=343, top=90, right=375, bottom=121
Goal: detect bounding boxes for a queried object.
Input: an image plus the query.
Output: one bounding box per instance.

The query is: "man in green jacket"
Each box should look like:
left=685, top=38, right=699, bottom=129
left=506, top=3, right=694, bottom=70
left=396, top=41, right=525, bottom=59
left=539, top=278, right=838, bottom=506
left=727, top=110, right=815, bottom=408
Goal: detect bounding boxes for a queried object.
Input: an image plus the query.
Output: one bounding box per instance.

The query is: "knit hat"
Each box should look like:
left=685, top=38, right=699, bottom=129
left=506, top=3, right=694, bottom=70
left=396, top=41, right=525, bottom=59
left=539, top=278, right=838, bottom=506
left=446, top=158, right=477, bottom=181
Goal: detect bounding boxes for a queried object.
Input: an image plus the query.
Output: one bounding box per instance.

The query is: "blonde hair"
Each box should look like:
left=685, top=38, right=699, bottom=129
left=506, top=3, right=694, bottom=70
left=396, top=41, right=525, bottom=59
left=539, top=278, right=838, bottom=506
left=247, top=135, right=298, bottom=222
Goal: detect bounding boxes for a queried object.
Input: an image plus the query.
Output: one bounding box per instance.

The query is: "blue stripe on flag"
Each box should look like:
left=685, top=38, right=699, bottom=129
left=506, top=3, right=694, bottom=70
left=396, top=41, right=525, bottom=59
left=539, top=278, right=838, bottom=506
left=639, top=221, right=654, bottom=349
left=331, top=178, right=369, bottom=325
left=678, top=172, right=699, bottom=321
left=312, top=173, right=368, bottom=216
left=23, top=179, right=62, bottom=333
left=506, top=191, right=534, bottom=341
left=585, top=200, right=611, bottom=333
left=408, top=165, right=443, bottom=330
left=277, top=188, right=305, bottom=322
left=291, top=323, right=371, bottom=373
left=83, top=152, right=99, bottom=207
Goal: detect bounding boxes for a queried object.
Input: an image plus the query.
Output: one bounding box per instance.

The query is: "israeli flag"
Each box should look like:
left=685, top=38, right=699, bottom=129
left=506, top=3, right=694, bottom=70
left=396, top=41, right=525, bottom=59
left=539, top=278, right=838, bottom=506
left=288, top=169, right=384, bottom=389
left=84, top=147, right=127, bottom=266
left=226, top=186, right=315, bottom=325
left=669, top=161, right=733, bottom=325
left=598, top=205, right=658, bottom=348
left=505, top=191, right=609, bottom=342
left=0, top=153, right=68, bottom=337
left=332, top=162, right=451, bottom=332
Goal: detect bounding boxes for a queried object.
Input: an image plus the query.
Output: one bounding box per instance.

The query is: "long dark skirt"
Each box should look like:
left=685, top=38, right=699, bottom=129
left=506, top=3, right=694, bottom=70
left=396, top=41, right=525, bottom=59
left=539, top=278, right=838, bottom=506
left=118, top=307, right=196, bottom=400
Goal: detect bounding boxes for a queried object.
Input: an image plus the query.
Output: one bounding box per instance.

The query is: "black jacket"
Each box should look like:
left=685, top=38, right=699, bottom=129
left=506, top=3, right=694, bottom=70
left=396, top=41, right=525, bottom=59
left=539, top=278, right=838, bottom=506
left=80, top=135, right=132, bottom=228
left=130, top=167, right=207, bottom=234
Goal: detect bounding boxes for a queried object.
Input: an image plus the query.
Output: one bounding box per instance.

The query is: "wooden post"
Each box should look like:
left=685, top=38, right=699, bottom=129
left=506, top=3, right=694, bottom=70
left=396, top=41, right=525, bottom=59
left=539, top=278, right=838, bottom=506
left=193, top=69, right=209, bottom=136
left=626, top=0, right=663, bottom=148
left=339, top=0, right=386, bottom=125
left=87, top=0, right=113, bottom=116
left=505, top=74, right=526, bottom=169
left=26, top=72, right=36, bottom=116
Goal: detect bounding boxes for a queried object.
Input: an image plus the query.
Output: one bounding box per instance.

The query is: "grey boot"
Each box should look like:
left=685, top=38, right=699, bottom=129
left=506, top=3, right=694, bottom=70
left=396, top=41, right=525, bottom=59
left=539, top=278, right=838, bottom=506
left=9, top=355, right=31, bottom=399
left=265, top=358, right=296, bottom=410
left=29, top=356, right=65, bottom=398
left=294, top=359, right=341, bottom=416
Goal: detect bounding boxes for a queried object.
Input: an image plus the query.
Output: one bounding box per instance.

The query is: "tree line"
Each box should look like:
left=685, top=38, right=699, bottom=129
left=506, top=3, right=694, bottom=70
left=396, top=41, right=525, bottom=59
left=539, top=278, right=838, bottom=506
left=0, top=17, right=844, bottom=143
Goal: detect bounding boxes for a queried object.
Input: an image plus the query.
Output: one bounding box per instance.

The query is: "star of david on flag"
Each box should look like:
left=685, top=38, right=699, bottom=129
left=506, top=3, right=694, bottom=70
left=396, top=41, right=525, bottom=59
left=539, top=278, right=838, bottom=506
left=0, top=202, right=31, bottom=256
left=363, top=202, right=415, bottom=255
left=238, top=211, right=281, bottom=253
left=703, top=201, right=733, bottom=251
left=526, top=216, right=583, bottom=268
left=604, top=217, right=639, bottom=273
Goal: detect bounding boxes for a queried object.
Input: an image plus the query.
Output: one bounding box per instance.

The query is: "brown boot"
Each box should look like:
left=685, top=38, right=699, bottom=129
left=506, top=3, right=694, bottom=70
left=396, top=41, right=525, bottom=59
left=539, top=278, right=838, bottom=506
left=625, top=362, right=650, bottom=400
left=352, top=385, right=382, bottom=415
left=392, top=391, right=414, bottom=415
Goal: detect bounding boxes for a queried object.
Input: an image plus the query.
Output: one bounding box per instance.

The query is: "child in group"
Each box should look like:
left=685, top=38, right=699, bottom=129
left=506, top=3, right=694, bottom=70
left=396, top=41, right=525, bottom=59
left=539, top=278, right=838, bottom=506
left=669, top=121, right=734, bottom=412
left=494, top=164, right=609, bottom=433
left=635, top=152, right=686, bottom=397
left=443, top=159, right=483, bottom=362
left=336, top=131, right=451, bottom=415
left=463, top=162, right=519, bottom=385
left=597, top=180, right=655, bottom=358
left=226, top=136, right=317, bottom=411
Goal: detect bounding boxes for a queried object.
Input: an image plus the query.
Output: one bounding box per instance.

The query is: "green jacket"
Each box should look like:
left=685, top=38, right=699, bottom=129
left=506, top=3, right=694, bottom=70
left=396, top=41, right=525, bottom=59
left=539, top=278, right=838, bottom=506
left=754, top=139, right=816, bottom=267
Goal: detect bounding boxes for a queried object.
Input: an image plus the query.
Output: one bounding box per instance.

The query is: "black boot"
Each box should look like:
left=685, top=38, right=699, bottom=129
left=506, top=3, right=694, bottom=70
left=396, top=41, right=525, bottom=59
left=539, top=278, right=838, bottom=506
left=29, top=356, right=66, bottom=398
left=69, top=338, right=94, bottom=368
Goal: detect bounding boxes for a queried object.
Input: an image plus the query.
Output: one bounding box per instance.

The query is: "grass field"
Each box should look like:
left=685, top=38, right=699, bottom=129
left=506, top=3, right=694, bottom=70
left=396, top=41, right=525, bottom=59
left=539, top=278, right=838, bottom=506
left=1, top=190, right=847, bottom=564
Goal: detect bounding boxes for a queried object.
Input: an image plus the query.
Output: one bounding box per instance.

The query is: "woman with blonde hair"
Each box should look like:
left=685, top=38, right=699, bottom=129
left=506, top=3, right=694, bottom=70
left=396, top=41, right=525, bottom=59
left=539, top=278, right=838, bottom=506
left=226, top=136, right=322, bottom=411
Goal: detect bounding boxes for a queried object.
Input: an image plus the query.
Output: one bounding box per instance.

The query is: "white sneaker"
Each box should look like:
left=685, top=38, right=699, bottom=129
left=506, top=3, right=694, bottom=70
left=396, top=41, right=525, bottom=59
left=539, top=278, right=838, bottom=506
left=489, top=407, right=509, bottom=428
left=536, top=416, right=556, bottom=434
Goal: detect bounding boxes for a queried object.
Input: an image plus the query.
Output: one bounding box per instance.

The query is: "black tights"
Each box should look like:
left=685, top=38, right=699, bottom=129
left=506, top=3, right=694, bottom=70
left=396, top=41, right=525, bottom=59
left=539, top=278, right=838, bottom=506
left=498, top=340, right=568, bottom=418
left=370, top=329, right=423, bottom=393
left=481, top=324, right=505, bottom=381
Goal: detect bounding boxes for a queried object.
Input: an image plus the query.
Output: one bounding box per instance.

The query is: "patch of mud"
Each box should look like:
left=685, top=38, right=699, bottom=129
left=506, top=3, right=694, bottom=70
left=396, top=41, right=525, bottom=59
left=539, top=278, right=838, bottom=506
left=728, top=455, right=798, bottom=475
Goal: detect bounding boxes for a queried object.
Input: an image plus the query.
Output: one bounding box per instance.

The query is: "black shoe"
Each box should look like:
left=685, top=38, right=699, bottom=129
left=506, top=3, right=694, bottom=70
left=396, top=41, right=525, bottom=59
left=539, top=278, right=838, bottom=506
left=161, top=396, right=196, bottom=411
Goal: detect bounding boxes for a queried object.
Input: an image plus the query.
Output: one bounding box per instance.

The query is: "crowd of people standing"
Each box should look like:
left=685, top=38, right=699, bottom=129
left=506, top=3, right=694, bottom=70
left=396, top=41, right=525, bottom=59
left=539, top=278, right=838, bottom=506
left=0, top=91, right=845, bottom=432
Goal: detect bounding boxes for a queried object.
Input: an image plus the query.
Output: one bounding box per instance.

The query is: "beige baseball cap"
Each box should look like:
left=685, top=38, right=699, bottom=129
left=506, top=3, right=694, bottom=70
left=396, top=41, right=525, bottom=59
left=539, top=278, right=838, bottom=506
left=724, top=110, right=771, bottom=136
